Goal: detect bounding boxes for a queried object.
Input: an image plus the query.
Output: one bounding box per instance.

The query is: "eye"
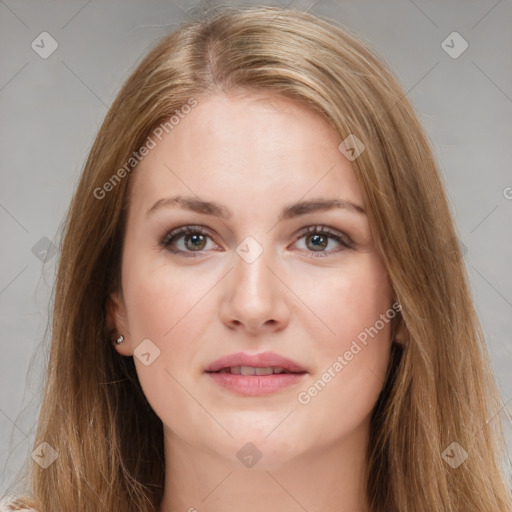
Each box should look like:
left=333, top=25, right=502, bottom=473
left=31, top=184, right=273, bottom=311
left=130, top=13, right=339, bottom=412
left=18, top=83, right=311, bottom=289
left=159, top=224, right=352, bottom=258
left=292, top=225, right=352, bottom=257
left=160, top=225, right=217, bottom=257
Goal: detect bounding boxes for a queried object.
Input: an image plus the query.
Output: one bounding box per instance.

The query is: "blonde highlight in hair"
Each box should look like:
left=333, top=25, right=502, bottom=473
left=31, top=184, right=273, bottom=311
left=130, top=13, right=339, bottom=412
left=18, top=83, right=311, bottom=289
left=7, top=5, right=511, bottom=511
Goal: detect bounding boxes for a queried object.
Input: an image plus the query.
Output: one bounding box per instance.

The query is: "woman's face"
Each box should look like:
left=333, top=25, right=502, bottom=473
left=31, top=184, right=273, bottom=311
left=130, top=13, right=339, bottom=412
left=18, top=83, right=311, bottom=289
left=110, top=90, right=397, bottom=468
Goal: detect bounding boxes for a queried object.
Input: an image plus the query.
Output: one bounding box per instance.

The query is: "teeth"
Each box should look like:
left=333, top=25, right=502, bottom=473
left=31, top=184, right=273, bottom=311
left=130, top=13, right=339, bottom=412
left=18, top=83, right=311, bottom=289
left=254, top=367, right=274, bottom=375
left=219, top=366, right=289, bottom=375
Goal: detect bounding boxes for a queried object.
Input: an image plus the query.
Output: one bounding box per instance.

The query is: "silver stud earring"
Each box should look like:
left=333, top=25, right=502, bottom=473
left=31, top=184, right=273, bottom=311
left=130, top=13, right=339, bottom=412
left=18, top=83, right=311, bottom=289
left=115, top=335, right=124, bottom=345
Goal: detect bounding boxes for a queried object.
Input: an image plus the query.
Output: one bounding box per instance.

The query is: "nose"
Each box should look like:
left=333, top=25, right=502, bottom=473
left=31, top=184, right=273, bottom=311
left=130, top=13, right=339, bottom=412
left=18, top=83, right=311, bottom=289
left=219, top=244, right=291, bottom=334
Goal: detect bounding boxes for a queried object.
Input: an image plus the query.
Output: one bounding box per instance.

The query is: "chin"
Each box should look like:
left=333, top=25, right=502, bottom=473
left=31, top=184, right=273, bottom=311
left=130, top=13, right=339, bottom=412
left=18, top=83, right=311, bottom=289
left=206, top=427, right=307, bottom=470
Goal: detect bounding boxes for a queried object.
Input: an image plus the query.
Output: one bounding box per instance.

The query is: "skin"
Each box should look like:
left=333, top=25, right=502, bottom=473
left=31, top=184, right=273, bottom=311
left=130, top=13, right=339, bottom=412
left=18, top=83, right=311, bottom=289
left=109, top=90, right=405, bottom=512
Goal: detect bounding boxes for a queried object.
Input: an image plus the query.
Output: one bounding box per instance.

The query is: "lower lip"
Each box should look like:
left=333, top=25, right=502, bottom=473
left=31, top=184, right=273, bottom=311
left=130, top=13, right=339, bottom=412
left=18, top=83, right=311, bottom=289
left=206, top=371, right=307, bottom=396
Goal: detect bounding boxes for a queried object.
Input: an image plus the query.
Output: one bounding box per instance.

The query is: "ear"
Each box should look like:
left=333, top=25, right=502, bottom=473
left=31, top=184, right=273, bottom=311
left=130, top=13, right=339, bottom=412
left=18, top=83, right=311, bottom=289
left=107, top=289, right=133, bottom=356
left=391, top=308, right=408, bottom=347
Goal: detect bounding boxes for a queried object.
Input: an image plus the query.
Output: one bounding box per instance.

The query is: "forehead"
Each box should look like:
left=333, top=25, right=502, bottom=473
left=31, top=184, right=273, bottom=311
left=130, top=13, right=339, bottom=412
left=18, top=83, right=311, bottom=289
left=129, top=91, right=363, bottom=216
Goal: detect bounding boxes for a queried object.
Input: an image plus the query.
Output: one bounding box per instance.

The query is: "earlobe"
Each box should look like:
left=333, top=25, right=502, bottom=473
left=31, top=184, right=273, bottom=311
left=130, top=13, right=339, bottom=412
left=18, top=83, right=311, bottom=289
left=392, top=314, right=408, bottom=347
left=107, top=291, right=132, bottom=355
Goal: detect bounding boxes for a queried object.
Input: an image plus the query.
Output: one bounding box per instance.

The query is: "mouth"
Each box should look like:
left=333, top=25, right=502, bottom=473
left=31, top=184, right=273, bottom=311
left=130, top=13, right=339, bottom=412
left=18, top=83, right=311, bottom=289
left=207, top=366, right=306, bottom=375
left=204, top=352, right=308, bottom=396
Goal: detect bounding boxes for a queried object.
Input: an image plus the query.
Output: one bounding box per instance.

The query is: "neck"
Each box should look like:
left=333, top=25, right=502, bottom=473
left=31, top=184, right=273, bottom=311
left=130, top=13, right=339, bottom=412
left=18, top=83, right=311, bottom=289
left=158, top=423, right=371, bottom=512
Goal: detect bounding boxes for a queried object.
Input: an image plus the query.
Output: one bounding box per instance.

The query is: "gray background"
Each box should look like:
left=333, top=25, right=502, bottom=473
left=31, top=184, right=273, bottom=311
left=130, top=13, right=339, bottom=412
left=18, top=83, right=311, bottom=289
left=1, top=0, right=511, bottom=497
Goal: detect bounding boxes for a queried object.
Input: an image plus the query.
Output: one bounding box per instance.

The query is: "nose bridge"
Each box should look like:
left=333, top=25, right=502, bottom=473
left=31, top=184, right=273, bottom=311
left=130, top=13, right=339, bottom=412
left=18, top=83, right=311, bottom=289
left=221, top=233, right=289, bottom=331
left=232, top=234, right=275, bottom=302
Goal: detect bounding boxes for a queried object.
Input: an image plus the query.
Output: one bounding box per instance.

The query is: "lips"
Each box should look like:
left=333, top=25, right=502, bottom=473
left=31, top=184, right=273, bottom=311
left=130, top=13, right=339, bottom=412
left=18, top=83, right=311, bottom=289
left=205, top=351, right=308, bottom=396
left=205, top=351, right=307, bottom=374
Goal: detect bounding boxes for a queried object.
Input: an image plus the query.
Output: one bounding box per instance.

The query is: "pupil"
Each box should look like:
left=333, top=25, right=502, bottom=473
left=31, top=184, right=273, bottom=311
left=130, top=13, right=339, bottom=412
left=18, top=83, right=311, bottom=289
left=309, top=234, right=327, bottom=251
left=186, top=234, right=206, bottom=250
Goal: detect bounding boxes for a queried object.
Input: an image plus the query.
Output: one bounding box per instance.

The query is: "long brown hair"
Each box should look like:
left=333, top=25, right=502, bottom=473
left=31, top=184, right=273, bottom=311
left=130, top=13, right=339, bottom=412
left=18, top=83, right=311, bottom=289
left=5, top=5, right=511, bottom=511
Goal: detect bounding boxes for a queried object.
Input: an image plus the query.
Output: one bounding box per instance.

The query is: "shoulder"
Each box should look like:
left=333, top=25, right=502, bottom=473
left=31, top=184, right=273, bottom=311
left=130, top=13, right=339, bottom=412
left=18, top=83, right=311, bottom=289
left=0, top=499, right=37, bottom=511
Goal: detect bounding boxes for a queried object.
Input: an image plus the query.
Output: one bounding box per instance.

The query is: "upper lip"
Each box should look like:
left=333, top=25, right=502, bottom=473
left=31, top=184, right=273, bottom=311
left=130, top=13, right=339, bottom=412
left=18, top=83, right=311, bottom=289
left=205, top=351, right=307, bottom=373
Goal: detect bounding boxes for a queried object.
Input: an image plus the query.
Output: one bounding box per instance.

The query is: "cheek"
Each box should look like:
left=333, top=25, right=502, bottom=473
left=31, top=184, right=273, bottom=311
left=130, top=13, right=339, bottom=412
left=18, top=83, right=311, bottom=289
left=292, top=254, right=393, bottom=433
left=122, top=254, right=212, bottom=341
left=122, top=266, right=213, bottom=435
left=292, top=252, right=392, bottom=356
left=122, top=250, right=221, bottom=360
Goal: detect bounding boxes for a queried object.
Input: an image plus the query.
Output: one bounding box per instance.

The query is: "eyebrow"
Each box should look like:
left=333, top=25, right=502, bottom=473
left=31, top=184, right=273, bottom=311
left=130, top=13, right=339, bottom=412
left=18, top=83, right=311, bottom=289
left=146, top=195, right=366, bottom=221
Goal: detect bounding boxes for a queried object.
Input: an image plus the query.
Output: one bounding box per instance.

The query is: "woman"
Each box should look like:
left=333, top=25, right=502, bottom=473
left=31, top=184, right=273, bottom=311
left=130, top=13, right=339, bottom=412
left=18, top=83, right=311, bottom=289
left=2, top=5, right=511, bottom=512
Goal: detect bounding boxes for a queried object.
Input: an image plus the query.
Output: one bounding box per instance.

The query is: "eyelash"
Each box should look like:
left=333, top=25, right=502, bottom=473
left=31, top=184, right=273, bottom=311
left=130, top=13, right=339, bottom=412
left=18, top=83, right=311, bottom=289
left=159, top=224, right=352, bottom=258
